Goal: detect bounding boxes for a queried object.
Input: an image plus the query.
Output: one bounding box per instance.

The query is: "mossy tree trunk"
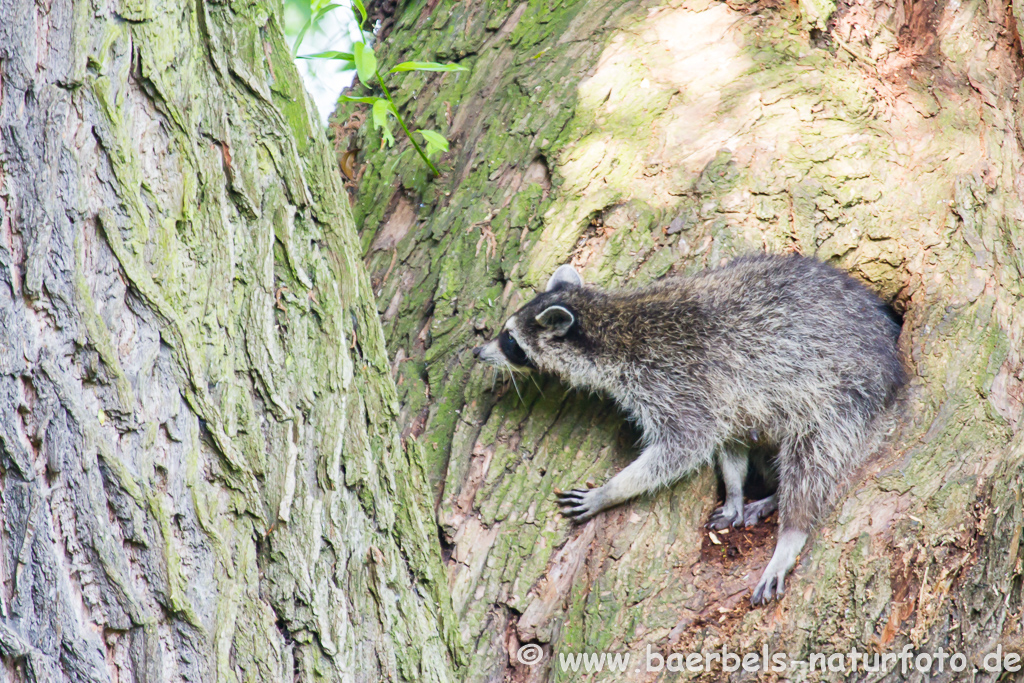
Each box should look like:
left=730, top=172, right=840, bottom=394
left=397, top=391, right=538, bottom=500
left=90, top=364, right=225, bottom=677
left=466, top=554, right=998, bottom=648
left=337, top=0, right=1024, bottom=679
left=0, top=0, right=457, bottom=680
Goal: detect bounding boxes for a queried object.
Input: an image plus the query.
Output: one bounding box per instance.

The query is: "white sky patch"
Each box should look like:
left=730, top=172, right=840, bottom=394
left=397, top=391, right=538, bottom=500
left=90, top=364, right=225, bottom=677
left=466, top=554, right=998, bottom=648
left=285, top=4, right=362, bottom=125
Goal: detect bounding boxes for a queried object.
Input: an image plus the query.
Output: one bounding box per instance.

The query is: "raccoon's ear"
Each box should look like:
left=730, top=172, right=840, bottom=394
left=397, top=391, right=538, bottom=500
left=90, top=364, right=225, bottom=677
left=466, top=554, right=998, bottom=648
left=535, top=305, right=575, bottom=336
left=545, top=265, right=583, bottom=292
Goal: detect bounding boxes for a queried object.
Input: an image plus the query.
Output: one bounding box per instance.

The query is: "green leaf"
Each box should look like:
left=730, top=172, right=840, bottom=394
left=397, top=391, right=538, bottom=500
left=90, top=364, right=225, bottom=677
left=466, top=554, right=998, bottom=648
left=371, top=99, right=389, bottom=127
left=292, top=18, right=313, bottom=58
left=298, top=51, right=354, bottom=61
left=338, top=95, right=381, bottom=104
left=291, top=3, right=342, bottom=57
left=312, top=2, right=342, bottom=19
left=389, top=61, right=468, bottom=73
left=352, top=0, right=367, bottom=28
left=353, top=42, right=377, bottom=87
left=417, top=129, right=449, bottom=156
left=372, top=99, right=396, bottom=147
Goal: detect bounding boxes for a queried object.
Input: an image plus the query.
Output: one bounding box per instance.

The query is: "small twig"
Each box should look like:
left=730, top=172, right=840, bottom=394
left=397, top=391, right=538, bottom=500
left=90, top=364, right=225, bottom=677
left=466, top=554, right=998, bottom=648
left=376, top=69, right=441, bottom=177
left=833, top=35, right=877, bottom=67
left=382, top=248, right=398, bottom=286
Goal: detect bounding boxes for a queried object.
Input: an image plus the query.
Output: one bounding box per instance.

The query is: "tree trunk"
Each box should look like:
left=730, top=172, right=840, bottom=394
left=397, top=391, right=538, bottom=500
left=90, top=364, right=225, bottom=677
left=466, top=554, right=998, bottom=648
left=338, top=0, right=1024, bottom=679
left=0, top=0, right=457, bottom=681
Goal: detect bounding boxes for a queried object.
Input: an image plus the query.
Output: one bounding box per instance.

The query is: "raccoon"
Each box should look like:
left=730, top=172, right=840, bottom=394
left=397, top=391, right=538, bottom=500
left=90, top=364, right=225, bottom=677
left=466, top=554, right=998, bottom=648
left=473, top=253, right=904, bottom=605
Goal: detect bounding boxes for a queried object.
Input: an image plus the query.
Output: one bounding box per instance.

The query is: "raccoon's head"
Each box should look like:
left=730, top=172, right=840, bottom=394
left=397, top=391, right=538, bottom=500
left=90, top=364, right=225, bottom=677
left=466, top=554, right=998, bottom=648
left=472, top=265, right=586, bottom=378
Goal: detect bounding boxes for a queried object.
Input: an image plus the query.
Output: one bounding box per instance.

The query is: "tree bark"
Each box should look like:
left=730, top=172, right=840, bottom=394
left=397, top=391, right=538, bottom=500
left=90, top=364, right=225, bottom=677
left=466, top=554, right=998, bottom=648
left=337, top=0, right=1024, bottom=679
left=0, top=0, right=457, bottom=681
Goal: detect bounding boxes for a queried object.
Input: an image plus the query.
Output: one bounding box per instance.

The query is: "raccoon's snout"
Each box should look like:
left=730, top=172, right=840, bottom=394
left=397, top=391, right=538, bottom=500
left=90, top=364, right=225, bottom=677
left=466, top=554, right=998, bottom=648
left=473, top=339, right=502, bottom=366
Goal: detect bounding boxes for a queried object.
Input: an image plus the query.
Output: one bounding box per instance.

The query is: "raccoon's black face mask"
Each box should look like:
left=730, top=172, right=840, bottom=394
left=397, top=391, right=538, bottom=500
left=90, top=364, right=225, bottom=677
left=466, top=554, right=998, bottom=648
left=498, top=329, right=532, bottom=367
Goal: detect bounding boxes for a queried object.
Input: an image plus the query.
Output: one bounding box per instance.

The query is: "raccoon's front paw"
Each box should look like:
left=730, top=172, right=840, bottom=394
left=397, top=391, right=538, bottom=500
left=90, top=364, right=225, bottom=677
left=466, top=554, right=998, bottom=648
left=555, top=488, right=607, bottom=522
left=706, top=503, right=744, bottom=529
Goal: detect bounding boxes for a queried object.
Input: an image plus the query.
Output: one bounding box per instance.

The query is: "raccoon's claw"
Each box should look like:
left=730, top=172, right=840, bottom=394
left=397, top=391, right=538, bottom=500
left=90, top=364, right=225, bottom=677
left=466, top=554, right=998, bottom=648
left=751, top=572, right=784, bottom=606
left=555, top=488, right=588, bottom=508
left=555, top=488, right=603, bottom=522
left=706, top=504, right=744, bottom=530
left=742, top=495, right=778, bottom=527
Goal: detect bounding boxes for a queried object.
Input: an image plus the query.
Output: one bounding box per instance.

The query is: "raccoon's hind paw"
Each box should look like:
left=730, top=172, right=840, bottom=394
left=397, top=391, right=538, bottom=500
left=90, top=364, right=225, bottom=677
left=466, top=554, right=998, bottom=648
left=751, top=528, right=807, bottom=606
left=706, top=504, right=743, bottom=530
left=751, top=571, right=784, bottom=606
left=742, top=495, right=778, bottom=527
left=555, top=488, right=604, bottom=522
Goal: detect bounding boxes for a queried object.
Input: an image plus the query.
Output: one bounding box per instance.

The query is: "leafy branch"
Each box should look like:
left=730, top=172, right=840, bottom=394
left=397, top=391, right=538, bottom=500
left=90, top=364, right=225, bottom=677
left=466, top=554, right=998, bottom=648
left=294, top=0, right=466, bottom=176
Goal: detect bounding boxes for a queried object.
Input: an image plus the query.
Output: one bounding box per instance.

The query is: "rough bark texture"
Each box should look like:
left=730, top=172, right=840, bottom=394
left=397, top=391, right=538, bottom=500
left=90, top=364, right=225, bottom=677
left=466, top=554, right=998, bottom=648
left=0, top=0, right=458, bottom=681
left=336, top=0, right=1024, bottom=680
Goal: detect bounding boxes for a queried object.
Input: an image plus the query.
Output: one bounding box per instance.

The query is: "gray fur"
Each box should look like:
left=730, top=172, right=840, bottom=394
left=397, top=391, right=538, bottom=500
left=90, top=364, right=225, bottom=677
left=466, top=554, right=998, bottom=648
left=473, top=254, right=904, bottom=605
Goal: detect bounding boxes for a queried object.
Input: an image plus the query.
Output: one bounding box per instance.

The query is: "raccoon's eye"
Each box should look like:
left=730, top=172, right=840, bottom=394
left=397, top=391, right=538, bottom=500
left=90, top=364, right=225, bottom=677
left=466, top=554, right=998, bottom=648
left=499, top=329, right=530, bottom=367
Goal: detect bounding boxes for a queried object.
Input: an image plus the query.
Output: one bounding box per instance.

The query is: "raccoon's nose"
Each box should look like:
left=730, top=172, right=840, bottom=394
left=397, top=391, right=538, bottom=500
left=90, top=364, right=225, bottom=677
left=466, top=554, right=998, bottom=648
left=472, top=346, right=482, bottom=358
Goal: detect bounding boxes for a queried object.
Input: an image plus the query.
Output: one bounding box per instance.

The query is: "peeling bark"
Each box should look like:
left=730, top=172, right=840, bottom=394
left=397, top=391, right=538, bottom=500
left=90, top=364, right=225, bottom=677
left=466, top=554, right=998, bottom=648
left=339, top=0, right=1024, bottom=679
left=0, top=0, right=457, bottom=680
